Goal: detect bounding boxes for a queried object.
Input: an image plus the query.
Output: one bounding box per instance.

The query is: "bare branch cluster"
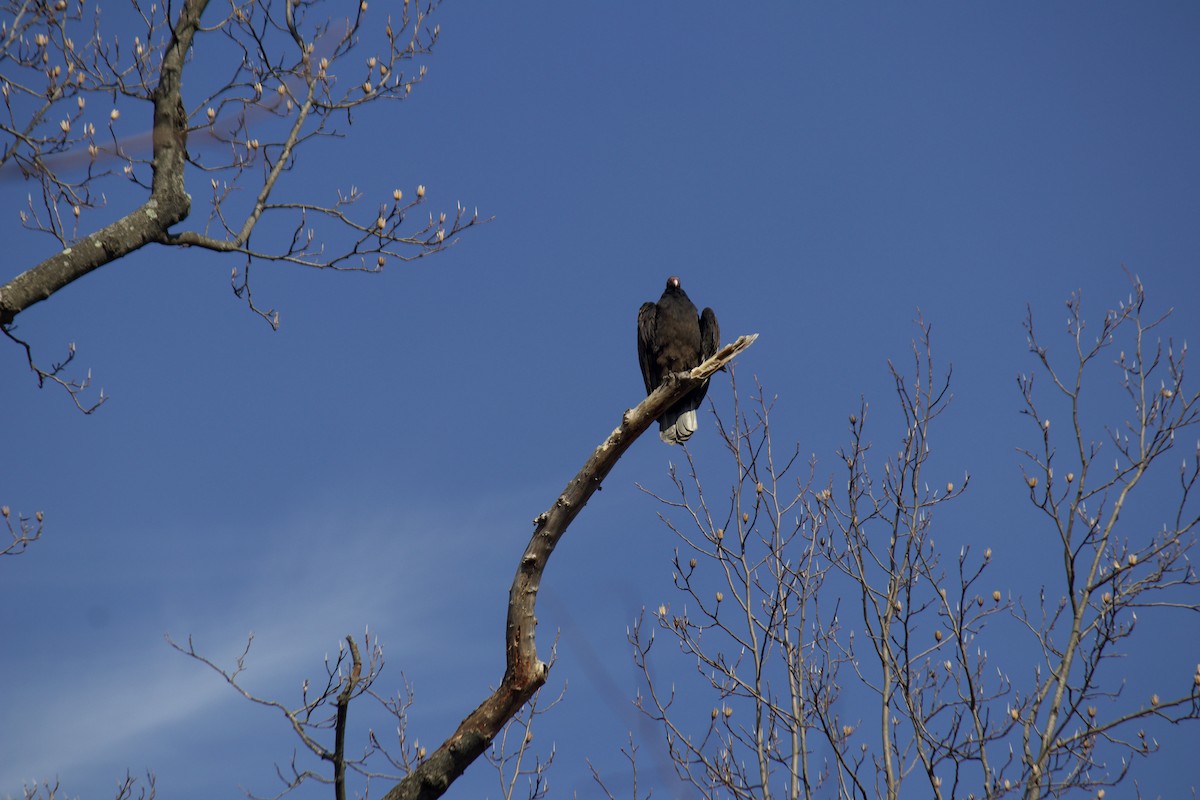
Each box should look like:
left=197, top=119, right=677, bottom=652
left=160, top=0, right=487, bottom=328
left=2, top=501, right=44, bottom=556
left=1, top=0, right=478, bottom=262
left=1013, top=277, right=1200, bottom=798
left=1, top=0, right=108, bottom=241
left=0, top=328, right=105, bottom=411
left=486, top=681, right=565, bottom=800
left=168, top=630, right=427, bottom=800
left=633, top=282, right=1198, bottom=800
left=1, top=0, right=485, bottom=400
left=588, top=734, right=650, bottom=800
left=20, top=771, right=156, bottom=800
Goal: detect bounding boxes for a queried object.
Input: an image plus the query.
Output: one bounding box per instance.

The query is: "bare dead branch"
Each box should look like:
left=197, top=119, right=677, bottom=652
left=381, top=334, right=757, bottom=800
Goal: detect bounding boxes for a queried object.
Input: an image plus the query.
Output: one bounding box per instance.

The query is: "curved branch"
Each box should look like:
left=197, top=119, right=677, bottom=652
left=0, top=0, right=208, bottom=326
left=383, top=333, right=759, bottom=800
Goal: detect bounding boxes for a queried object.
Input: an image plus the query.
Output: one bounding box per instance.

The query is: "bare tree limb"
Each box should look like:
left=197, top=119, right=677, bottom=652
left=1, top=0, right=483, bottom=405
left=382, top=333, right=758, bottom=800
left=0, top=0, right=206, bottom=325
left=332, top=636, right=362, bottom=800
left=2, top=503, right=43, bottom=556
left=633, top=280, right=1197, bottom=800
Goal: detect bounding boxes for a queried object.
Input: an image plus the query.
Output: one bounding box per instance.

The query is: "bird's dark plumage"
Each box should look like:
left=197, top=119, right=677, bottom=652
left=637, top=276, right=720, bottom=445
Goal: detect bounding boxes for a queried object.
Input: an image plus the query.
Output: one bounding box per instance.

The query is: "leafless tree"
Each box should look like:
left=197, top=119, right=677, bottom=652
left=634, top=280, right=1198, bottom=799
left=1, top=0, right=484, bottom=410
left=0, top=4, right=768, bottom=799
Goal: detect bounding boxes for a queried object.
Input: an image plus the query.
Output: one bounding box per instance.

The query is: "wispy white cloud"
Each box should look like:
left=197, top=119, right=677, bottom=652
left=1, top=490, right=519, bottom=798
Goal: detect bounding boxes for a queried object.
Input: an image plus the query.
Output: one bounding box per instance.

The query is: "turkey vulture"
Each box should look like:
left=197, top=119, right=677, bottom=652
left=637, top=276, right=720, bottom=445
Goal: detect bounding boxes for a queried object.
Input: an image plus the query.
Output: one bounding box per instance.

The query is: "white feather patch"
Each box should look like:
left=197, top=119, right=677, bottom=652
left=660, top=409, right=699, bottom=445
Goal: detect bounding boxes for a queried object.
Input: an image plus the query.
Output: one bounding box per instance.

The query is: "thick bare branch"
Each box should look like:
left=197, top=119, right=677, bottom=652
left=382, top=334, right=757, bottom=800
left=2, top=0, right=482, bottom=405
left=0, top=0, right=206, bottom=326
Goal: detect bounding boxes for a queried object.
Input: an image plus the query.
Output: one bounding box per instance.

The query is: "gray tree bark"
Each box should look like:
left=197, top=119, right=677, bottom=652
left=0, top=0, right=208, bottom=326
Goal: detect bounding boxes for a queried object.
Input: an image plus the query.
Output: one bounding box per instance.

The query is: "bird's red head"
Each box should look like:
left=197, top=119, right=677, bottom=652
left=667, top=276, right=681, bottom=289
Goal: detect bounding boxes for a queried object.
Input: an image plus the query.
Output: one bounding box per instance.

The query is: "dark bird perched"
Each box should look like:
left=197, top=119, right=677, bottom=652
left=637, top=276, right=720, bottom=445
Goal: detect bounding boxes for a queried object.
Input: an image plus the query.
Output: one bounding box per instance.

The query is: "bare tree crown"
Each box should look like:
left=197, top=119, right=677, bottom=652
left=628, top=281, right=1198, bottom=800
left=1, top=0, right=483, bottom=408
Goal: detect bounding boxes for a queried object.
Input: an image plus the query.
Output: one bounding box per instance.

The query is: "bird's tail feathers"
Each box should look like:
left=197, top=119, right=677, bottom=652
left=659, top=408, right=699, bottom=446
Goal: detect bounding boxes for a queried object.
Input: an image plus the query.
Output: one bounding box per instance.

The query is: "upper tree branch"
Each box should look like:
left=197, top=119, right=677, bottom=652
left=383, top=333, right=758, bottom=800
left=0, top=0, right=209, bottom=326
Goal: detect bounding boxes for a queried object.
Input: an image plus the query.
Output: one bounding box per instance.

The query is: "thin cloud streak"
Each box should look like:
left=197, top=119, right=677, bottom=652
left=2, top=496, right=507, bottom=796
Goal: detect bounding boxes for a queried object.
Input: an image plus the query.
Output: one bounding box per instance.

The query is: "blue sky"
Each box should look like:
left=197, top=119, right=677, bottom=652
left=3, top=3, right=1200, bottom=798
